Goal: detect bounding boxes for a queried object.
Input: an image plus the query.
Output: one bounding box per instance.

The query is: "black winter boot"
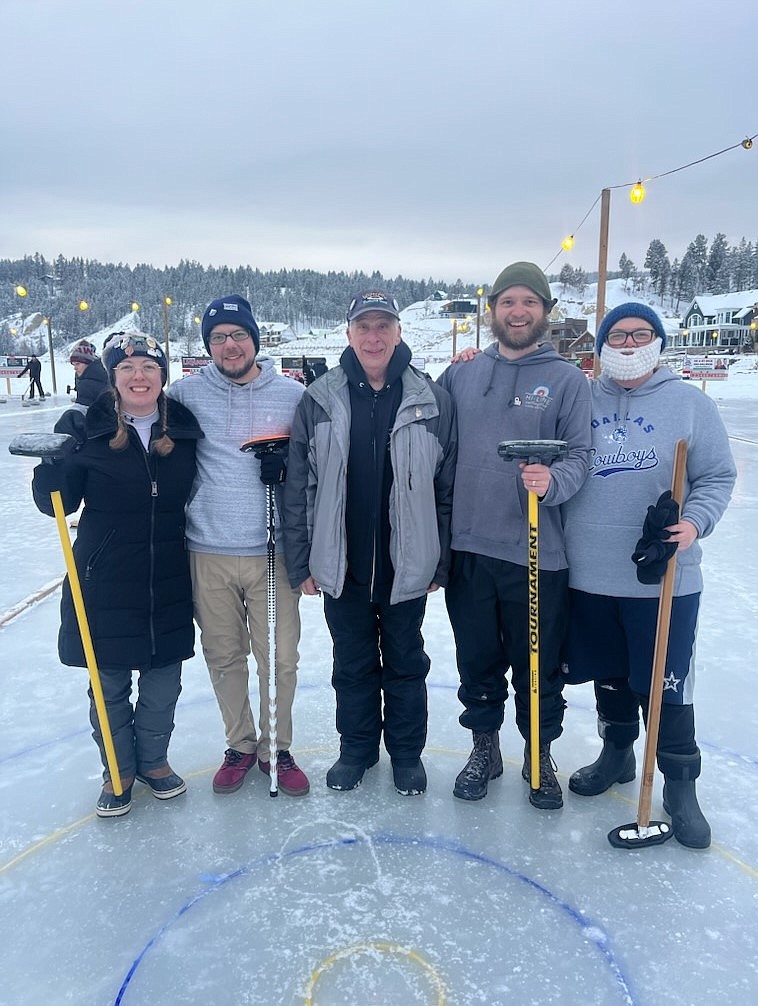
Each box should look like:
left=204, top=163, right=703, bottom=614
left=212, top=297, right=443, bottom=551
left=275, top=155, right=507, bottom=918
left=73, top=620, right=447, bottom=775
left=522, top=743, right=563, bottom=809
left=569, top=719, right=638, bottom=796
left=659, top=750, right=710, bottom=849
left=570, top=679, right=640, bottom=796
left=453, top=731, right=503, bottom=801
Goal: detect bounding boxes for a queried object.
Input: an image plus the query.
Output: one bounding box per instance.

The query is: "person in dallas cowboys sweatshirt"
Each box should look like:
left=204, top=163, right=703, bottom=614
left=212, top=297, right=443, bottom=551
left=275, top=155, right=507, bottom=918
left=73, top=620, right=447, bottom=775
left=561, top=302, right=736, bottom=849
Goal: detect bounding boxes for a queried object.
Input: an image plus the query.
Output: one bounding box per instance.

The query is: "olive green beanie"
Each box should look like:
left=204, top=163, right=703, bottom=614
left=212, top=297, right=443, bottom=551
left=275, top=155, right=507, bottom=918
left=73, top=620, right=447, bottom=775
left=488, top=261, right=557, bottom=309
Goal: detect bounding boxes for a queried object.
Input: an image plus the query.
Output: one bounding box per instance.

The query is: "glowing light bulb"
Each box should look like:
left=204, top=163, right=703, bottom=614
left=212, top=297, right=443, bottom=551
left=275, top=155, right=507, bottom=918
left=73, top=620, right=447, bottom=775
left=15, top=285, right=27, bottom=297
left=164, top=296, right=173, bottom=306
left=562, top=235, right=575, bottom=251
left=79, top=301, right=89, bottom=311
left=132, top=302, right=140, bottom=312
left=630, top=181, right=646, bottom=204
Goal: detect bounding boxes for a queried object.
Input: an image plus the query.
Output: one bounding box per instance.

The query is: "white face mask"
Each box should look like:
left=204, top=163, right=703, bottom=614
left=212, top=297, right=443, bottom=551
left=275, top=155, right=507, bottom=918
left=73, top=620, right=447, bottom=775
left=599, top=337, right=662, bottom=382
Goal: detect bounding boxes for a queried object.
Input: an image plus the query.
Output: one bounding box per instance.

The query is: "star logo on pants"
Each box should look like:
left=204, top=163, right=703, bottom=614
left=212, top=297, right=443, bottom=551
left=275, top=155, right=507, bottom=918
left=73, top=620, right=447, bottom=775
left=663, top=671, right=681, bottom=692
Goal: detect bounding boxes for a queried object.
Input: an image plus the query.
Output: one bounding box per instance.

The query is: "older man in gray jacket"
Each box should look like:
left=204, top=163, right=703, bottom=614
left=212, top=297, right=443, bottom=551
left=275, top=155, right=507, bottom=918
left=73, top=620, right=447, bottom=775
left=283, top=290, right=457, bottom=796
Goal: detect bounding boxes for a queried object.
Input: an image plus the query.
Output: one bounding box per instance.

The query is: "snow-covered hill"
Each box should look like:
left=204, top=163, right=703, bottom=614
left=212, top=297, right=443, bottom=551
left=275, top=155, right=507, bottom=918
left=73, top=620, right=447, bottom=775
left=263, top=278, right=683, bottom=374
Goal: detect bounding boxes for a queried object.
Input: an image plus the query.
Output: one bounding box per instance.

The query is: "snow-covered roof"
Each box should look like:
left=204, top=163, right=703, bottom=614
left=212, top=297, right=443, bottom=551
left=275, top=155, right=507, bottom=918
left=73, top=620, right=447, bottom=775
left=258, top=322, right=292, bottom=333
left=685, top=290, right=758, bottom=317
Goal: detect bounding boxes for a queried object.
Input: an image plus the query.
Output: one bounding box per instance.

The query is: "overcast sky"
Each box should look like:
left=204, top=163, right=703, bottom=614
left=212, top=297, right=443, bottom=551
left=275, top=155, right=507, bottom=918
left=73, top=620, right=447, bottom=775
left=1, top=0, right=756, bottom=286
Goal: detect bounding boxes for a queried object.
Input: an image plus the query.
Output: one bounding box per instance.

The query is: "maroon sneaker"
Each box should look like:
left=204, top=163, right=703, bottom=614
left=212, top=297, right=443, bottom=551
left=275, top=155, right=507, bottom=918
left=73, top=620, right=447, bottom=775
left=258, top=751, right=310, bottom=796
left=213, top=748, right=257, bottom=793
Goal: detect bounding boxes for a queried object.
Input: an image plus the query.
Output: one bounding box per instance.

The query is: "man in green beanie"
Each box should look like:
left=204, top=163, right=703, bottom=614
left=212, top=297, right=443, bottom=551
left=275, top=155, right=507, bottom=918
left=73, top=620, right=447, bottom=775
left=438, top=261, right=591, bottom=809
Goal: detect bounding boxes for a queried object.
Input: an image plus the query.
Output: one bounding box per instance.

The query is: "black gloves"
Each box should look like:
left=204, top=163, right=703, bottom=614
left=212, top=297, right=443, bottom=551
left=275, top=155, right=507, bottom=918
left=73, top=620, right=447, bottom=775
left=256, top=450, right=287, bottom=485
left=631, top=489, right=679, bottom=584
left=54, top=409, right=87, bottom=446
left=33, top=461, right=67, bottom=495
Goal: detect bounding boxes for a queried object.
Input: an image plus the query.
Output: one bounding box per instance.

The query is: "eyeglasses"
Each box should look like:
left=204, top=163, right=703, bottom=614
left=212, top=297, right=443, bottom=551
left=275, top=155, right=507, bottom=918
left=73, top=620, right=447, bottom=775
left=208, top=329, right=251, bottom=345
left=605, top=328, right=656, bottom=347
left=114, top=361, right=163, bottom=377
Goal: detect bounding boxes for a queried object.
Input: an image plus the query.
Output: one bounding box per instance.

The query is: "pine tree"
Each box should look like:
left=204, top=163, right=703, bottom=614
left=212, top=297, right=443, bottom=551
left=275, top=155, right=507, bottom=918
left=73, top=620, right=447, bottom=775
left=678, top=252, right=697, bottom=301
left=684, top=235, right=709, bottom=294
left=559, top=264, right=574, bottom=291
left=669, top=259, right=681, bottom=311
left=706, top=233, right=729, bottom=293
left=644, top=239, right=670, bottom=297
left=619, top=253, right=635, bottom=290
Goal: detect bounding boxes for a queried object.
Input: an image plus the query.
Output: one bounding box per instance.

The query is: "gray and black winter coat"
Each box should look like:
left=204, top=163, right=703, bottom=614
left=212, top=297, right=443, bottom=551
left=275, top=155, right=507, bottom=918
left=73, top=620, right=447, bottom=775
left=283, top=345, right=457, bottom=605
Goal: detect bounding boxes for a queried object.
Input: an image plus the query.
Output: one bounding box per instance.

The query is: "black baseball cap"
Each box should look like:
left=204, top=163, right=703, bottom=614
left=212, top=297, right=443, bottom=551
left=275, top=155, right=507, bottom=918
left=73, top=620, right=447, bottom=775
left=346, top=290, right=400, bottom=322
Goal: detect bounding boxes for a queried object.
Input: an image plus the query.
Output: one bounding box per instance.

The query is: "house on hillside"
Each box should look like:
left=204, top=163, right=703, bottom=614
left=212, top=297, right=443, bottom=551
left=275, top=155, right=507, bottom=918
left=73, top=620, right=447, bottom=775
left=546, top=317, right=589, bottom=358
left=673, top=291, right=758, bottom=352
left=440, top=298, right=478, bottom=318
left=258, top=322, right=296, bottom=347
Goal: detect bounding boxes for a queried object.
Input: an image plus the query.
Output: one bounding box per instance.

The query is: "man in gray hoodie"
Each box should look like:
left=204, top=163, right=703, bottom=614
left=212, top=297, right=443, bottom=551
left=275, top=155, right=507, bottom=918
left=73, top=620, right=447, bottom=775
left=438, top=262, right=591, bottom=809
left=562, top=303, right=736, bottom=848
left=169, top=295, right=309, bottom=797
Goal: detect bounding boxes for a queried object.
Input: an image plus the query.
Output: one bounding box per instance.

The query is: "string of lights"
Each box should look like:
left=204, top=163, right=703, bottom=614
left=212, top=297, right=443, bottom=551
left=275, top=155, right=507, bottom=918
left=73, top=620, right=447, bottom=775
left=544, top=131, right=757, bottom=273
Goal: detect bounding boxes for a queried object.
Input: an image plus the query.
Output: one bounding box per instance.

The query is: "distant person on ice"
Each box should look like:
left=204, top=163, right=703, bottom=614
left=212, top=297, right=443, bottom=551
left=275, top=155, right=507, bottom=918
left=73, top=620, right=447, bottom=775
left=168, top=295, right=310, bottom=798
left=68, top=340, right=108, bottom=408
left=561, top=303, right=736, bottom=848
left=438, top=262, right=591, bottom=810
left=31, top=332, right=203, bottom=817
left=283, top=289, right=457, bottom=796
left=18, top=353, right=45, bottom=399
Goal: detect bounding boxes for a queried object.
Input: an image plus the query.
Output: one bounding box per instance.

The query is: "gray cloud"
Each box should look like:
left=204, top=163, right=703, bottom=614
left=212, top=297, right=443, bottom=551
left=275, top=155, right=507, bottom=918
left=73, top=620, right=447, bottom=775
left=1, top=0, right=755, bottom=284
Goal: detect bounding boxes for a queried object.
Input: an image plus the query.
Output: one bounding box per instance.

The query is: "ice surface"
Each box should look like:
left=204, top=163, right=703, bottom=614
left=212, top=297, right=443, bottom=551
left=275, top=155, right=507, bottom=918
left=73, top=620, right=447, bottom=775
left=1, top=377, right=757, bottom=1006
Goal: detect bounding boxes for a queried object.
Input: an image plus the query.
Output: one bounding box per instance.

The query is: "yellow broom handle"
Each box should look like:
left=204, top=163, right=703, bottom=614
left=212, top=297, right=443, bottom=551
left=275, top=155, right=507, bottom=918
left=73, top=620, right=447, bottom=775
left=528, top=489, right=540, bottom=789
left=50, top=490, right=123, bottom=795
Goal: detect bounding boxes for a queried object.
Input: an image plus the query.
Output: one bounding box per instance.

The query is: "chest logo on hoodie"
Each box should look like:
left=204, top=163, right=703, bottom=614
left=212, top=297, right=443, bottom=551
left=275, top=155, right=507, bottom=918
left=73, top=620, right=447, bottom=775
left=589, top=444, right=659, bottom=477
left=522, top=385, right=552, bottom=409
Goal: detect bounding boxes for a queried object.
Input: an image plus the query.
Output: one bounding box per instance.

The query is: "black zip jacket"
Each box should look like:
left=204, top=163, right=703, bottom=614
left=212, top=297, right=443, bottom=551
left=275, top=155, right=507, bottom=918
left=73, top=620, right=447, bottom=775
left=341, top=343, right=409, bottom=598
left=32, top=392, right=203, bottom=670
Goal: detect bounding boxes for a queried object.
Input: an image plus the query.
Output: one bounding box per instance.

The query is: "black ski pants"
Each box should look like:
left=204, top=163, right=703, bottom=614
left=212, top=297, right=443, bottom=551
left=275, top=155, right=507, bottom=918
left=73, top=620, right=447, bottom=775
left=445, top=550, right=568, bottom=742
left=563, top=590, right=701, bottom=775
left=323, top=579, right=430, bottom=767
left=27, top=375, right=44, bottom=398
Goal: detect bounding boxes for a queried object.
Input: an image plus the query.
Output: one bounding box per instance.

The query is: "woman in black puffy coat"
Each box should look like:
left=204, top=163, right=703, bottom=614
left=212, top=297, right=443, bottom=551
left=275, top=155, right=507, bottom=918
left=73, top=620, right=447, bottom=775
left=32, top=332, right=203, bottom=818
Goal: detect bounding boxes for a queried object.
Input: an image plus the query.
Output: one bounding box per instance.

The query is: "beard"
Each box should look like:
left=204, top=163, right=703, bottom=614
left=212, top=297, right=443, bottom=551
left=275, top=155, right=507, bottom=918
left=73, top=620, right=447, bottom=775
left=491, top=313, right=549, bottom=352
left=216, top=354, right=256, bottom=381
left=599, top=338, right=662, bottom=382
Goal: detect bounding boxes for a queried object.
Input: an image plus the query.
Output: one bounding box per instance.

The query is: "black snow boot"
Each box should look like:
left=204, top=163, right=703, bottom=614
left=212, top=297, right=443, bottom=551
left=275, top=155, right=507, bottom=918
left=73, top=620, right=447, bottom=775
left=392, top=759, right=427, bottom=796
left=453, top=731, right=503, bottom=801
left=522, top=743, right=563, bottom=809
left=568, top=724, right=638, bottom=796
left=659, top=750, right=711, bottom=849
left=326, top=753, right=379, bottom=792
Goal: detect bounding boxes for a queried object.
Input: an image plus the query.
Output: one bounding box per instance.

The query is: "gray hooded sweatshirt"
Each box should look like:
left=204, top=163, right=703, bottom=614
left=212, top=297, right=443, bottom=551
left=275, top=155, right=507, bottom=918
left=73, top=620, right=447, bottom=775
left=438, top=342, right=592, bottom=570
left=168, top=358, right=303, bottom=556
left=562, top=367, right=736, bottom=598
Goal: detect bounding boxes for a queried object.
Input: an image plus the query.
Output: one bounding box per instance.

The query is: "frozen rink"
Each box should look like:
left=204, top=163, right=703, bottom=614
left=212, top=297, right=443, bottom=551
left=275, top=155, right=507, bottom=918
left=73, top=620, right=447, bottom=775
left=1, top=389, right=757, bottom=1006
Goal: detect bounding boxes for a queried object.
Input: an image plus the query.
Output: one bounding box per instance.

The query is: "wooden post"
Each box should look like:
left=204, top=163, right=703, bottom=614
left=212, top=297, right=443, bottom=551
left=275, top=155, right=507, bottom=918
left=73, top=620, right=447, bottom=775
left=593, top=187, right=611, bottom=378
left=46, top=317, right=58, bottom=395
left=162, top=299, right=171, bottom=386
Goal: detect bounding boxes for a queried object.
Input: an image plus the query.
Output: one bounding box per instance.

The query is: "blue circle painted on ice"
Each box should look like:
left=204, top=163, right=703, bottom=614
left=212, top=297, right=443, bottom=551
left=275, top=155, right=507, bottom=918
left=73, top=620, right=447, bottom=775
left=113, top=833, right=637, bottom=1005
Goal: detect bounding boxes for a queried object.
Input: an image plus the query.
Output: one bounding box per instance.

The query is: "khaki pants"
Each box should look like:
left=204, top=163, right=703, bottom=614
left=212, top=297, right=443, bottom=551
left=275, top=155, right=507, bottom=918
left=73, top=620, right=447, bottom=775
left=190, top=552, right=301, bottom=763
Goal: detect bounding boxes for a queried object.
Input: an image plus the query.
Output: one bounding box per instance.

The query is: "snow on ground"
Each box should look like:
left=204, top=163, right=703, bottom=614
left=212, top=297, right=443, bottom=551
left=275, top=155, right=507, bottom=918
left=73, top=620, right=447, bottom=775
left=1, top=375, right=757, bottom=1005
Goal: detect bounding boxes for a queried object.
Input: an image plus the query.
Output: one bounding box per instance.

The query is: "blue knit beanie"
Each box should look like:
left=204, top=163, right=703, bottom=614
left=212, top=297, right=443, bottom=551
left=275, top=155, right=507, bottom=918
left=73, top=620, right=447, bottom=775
left=201, top=294, right=260, bottom=353
left=596, top=303, right=667, bottom=353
